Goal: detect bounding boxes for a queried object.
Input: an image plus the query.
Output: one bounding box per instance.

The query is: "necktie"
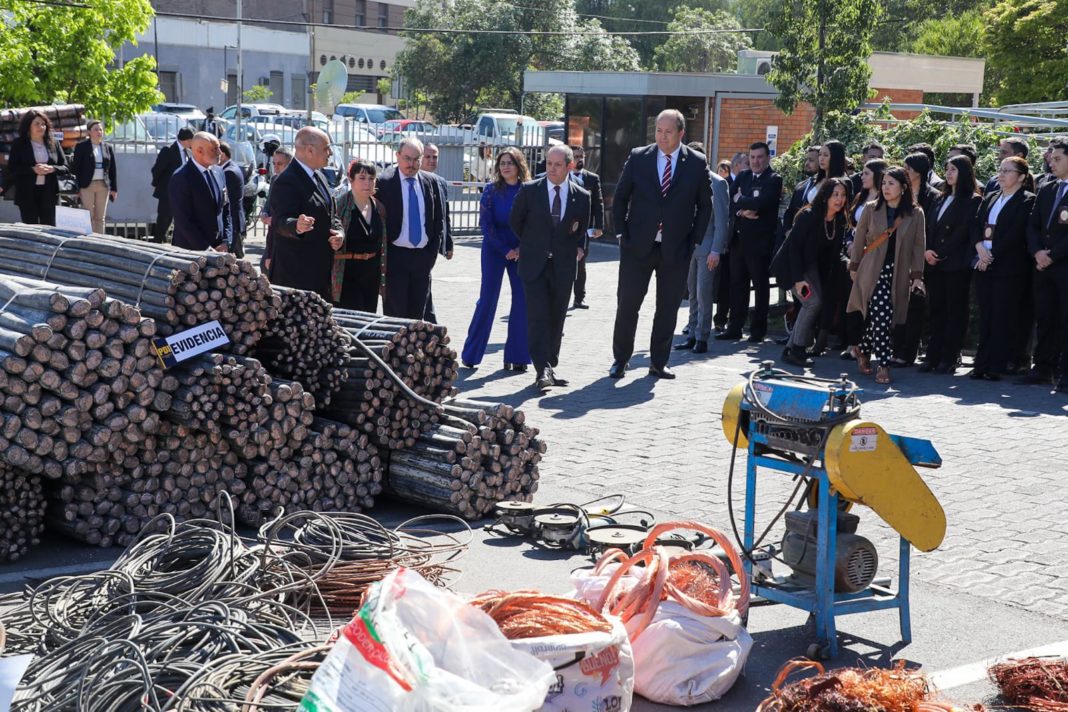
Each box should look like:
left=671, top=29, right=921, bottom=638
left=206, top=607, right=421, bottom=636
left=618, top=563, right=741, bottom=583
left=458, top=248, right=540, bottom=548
left=1049, top=182, right=1068, bottom=229
left=661, top=154, right=672, bottom=196
left=407, top=177, right=423, bottom=247
left=313, top=171, right=330, bottom=205
left=203, top=169, right=218, bottom=204
left=552, top=185, right=562, bottom=226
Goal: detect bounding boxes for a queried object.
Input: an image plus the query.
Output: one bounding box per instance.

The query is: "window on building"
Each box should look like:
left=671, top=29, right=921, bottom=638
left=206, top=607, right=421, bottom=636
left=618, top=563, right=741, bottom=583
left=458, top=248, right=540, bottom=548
left=377, top=2, right=388, bottom=28
left=291, top=75, right=307, bottom=110
left=322, top=0, right=334, bottom=24
left=355, top=0, right=366, bottom=26
left=269, top=71, right=284, bottom=104
left=158, top=71, right=179, bottom=102
left=226, top=72, right=238, bottom=107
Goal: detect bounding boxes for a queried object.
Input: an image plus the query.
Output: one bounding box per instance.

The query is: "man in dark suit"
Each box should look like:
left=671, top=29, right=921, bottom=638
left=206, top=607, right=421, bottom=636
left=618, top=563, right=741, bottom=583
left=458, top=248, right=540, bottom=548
left=151, top=127, right=194, bottom=243
left=569, top=144, right=604, bottom=309
left=420, top=143, right=453, bottom=323
left=378, top=137, right=446, bottom=319
left=985, top=138, right=1029, bottom=194
left=783, top=146, right=820, bottom=233
left=609, top=109, right=713, bottom=380
left=168, top=132, right=232, bottom=252
left=510, top=145, right=591, bottom=390
left=218, top=142, right=246, bottom=258
left=261, top=146, right=294, bottom=273
left=1024, top=137, right=1068, bottom=393
left=268, top=127, right=344, bottom=300
left=718, top=141, right=783, bottom=343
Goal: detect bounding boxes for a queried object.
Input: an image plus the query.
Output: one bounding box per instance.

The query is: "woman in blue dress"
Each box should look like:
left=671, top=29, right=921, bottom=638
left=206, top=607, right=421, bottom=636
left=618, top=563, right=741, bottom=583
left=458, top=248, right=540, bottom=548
left=461, top=147, right=532, bottom=371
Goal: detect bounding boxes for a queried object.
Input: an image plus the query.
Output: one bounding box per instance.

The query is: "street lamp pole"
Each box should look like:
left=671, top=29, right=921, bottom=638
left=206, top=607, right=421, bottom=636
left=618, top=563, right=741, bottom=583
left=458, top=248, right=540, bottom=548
left=236, top=0, right=243, bottom=136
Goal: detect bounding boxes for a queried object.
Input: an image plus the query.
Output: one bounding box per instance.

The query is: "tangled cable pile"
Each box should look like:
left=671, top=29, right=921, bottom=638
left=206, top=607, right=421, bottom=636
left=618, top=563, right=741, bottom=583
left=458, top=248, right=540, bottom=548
left=470, top=591, right=613, bottom=639
left=591, top=521, right=750, bottom=639
left=990, top=657, right=1068, bottom=710
left=1, top=503, right=470, bottom=711
left=757, top=659, right=932, bottom=712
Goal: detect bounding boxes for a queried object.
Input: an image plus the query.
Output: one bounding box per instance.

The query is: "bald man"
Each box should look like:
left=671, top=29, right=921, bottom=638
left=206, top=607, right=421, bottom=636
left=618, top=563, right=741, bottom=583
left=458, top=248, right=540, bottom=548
left=168, top=131, right=232, bottom=251
left=268, top=127, right=344, bottom=299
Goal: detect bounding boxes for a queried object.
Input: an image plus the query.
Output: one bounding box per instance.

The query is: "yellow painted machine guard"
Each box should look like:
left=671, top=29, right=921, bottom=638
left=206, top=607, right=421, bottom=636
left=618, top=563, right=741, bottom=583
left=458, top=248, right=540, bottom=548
left=721, top=383, right=749, bottom=449
left=825, top=420, right=946, bottom=552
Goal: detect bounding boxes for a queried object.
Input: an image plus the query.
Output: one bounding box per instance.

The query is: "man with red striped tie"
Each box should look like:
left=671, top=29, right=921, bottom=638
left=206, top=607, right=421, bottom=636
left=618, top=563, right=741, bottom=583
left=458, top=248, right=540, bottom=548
left=610, top=109, right=714, bottom=379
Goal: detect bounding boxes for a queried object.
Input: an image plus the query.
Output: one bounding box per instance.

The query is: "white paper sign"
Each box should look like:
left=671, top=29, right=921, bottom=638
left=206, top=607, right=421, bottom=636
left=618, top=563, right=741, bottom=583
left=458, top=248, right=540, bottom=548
left=0, top=654, right=33, bottom=712
left=153, top=320, right=230, bottom=366
left=54, top=206, right=93, bottom=235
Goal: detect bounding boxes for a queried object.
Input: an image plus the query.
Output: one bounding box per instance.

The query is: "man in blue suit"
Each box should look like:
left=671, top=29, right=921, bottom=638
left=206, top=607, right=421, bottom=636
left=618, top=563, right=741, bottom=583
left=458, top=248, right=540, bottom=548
left=218, top=142, right=246, bottom=257
left=168, top=132, right=232, bottom=252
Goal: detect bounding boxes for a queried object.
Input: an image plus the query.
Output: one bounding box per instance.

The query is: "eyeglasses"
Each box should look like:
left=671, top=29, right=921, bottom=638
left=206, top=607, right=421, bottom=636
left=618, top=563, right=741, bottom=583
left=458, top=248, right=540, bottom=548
left=499, top=160, right=516, bottom=167
left=997, top=168, right=1024, bottom=175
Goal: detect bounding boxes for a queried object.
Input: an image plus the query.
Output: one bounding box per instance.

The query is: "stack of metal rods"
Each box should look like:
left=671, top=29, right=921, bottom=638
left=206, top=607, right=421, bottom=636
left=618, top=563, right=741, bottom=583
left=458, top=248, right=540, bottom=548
left=0, top=462, right=45, bottom=562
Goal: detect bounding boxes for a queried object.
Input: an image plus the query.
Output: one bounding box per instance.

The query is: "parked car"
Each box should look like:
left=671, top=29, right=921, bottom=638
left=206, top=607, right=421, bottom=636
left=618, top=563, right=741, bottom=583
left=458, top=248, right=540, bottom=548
left=470, top=111, right=543, bottom=147
left=376, top=119, right=437, bottom=139
left=153, top=103, right=207, bottom=125
left=538, top=120, right=565, bottom=144
left=249, top=113, right=330, bottom=132
left=219, top=103, right=287, bottom=121
left=138, top=113, right=196, bottom=142
left=332, top=103, right=404, bottom=130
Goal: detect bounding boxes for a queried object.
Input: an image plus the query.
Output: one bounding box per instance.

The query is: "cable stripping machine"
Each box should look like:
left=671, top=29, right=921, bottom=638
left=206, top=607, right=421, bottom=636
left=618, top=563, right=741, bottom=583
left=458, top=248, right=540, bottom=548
left=721, top=362, right=946, bottom=658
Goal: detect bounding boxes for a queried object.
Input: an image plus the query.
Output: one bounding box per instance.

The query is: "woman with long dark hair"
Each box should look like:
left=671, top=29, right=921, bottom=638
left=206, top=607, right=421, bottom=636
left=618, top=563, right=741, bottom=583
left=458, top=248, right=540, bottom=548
left=815, top=140, right=849, bottom=189
left=461, top=147, right=532, bottom=371
left=969, top=156, right=1036, bottom=381
left=846, top=167, right=927, bottom=385
left=332, top=158, right=386, bottom=312
left=781, top=177, right=850, bottom=367
left=7, top=109, right=69, bottom=225
left=919, top=155, right=982, bottom=373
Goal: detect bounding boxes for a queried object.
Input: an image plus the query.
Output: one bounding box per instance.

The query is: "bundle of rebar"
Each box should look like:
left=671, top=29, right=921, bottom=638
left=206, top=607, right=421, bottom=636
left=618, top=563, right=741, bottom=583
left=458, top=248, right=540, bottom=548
left=322, top=309, right=458, bottom=449
left=0, top=462, right=46, bottom=562
left=0, top=226, right=279, bottom=353
left=383, top=398, right=543, bottom=520
left=252, top=286, right=349, bottom=408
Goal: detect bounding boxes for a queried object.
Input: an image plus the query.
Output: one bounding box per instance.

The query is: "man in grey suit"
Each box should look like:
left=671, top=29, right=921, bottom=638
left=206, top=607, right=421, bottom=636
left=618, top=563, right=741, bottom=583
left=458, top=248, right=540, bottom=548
left=509, top=145, right=592, bottom=391
left=675, top=142, right=730, bottom=354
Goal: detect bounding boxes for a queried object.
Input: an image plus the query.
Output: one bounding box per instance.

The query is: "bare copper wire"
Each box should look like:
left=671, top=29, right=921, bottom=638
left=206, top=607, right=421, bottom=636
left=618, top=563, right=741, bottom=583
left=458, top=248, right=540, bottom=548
left=990, top=657, right=1068, bottom=711
left=470, top=590, right=613, bottom=639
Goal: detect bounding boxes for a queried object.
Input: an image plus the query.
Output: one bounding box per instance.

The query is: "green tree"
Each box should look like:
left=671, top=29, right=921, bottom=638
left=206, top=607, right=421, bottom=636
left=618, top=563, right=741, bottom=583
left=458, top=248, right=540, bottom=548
left=729, top=0, right=783, bottom=51
left=766, top=0, right=882, bottom=141
left=0, top=0, right=161, bottom=122
left=243, top=85, right=274, bottom=103
left=985, top=0, right=1068, bottom=104
left=393, top=0, right=640, bottom=123
left=576, top=0, right=729, bottom=68
left=910, top=10, right=999, bottom=103
left=653, top=8, right=752, bottom=72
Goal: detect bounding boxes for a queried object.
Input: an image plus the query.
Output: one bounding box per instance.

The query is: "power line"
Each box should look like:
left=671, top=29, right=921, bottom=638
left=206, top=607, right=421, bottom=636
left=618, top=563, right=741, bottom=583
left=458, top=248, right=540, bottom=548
left=151, top=10, right=762, bottom=36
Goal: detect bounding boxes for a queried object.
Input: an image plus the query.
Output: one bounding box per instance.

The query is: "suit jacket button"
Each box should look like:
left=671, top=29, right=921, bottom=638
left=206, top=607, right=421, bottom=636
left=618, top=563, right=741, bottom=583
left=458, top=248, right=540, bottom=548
left=547, top=252, right=553, bottom=259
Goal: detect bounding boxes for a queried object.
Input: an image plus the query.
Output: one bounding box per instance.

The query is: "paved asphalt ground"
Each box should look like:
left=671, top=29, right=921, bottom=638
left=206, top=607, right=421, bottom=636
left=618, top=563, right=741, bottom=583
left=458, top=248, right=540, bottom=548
left=3, top=226, right=1067, bottom=710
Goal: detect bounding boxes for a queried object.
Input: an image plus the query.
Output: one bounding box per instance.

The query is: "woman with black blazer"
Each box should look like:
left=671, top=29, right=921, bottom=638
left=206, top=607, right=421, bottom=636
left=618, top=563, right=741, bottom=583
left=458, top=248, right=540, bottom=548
left=920, top=155, right=983, bottom=373
left=7, top=109, right=69, bottom=226
left=72, top=120, right=117, bottom=234
left=970, top=156, right=1037, bottom=381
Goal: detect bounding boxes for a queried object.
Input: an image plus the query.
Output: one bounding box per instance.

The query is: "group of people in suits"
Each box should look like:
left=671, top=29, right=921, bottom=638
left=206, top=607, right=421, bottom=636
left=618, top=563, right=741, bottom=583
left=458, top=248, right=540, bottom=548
left=715, top=133, right=1068, bottom=393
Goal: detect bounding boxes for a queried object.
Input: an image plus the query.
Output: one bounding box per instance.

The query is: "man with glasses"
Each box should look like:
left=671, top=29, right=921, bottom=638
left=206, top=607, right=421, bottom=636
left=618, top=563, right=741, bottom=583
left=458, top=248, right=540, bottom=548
left=419, top=143, right=454, bottom=323
left=168, top=131, right=232, bottom=252
left=260, top=146, right=294, bottom=273
left=267, top=127, right=345, bottom=300
left=378, top=137, right=447, bottom=318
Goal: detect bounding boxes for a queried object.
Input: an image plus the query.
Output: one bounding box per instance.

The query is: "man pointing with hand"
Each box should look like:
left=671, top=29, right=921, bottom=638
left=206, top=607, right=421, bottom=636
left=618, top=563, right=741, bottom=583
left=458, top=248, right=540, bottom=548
left=268, top=127, right=344, bottom=300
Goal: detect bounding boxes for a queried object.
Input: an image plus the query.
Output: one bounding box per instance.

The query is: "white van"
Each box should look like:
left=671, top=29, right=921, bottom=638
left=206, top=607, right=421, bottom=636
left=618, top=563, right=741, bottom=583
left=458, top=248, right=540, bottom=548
left=332, top=103, right=405, bottom=130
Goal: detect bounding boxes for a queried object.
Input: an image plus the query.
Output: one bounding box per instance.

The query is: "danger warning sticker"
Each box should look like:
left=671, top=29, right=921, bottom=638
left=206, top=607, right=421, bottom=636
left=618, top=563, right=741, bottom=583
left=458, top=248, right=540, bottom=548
left=849, top=427, right=878, bottom=452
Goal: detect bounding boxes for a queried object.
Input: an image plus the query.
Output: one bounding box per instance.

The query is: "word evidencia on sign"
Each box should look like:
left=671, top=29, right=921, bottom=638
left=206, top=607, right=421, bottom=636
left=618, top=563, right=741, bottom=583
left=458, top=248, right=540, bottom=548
left=152, top=320, right=231, bottom=369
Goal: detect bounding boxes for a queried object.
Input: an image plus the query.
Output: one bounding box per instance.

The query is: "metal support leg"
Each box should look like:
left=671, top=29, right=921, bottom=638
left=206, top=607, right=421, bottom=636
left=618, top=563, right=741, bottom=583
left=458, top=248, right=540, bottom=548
left=898, top=536, right=912, bottom=644
left=816, top=474, right=839, bottom=658
left=743, top=442, right=758, bottom=583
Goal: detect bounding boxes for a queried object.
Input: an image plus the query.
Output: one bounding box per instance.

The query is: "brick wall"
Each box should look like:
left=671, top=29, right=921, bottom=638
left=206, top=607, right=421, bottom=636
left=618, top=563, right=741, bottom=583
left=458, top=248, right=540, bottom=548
left=709, top=87, right=925, bottom=164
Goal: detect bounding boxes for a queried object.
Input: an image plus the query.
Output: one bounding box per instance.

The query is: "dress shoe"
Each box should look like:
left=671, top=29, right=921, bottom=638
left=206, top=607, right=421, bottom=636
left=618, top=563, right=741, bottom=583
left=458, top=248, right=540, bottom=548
left=505, top=362, right=528, bottom=373
left=713, top=324, right=726, bottom=334
left=811, top=330, right=829, bottom=357
left=534, top=370, right=553, bottom=391
left=1055, top=378, right=1068, bottom=394
left=462, top=361, right=477, bottom=369
left=747, top=334, right=765, bottom=344
left=692, top=340, right=708, bottom=354
left=608, top=361, right=628, bottom=378
left=1016, top=369, right=1053, bottom=386
left=917, top=361, right=934, bottom=373
left=970, top=369, right=999, bottom=381
left=573, top=299, right=589, bottom=309
left=716, top=331, right=743, bottom=341
left=781, top=346, right=813, bottom=368
left=932, top=363, right=954, bottom=375
left=674, top=338, right=696, bottom=351
left=648, top=365, right=676, bottom=379
left=548, top=367, right=569, bottom=387
left=681, top=325, right=690, bottom=335
left=839, top=348, right=857, bottom=361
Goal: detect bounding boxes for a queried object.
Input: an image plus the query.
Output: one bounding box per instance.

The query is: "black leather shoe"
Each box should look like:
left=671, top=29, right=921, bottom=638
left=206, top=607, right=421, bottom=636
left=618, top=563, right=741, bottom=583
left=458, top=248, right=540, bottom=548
left=692, top=340, right=708, bottom=354
left=968, top=369, right=985, bottom=380
left=970, top=370, right=1000, bottom=381
left=917, top=361, right=934, bottom=373
left=716, top=331, right=743, bottom=341
left=747, top=334, right=765, bottom=344
left=839, top=348, right=856, bottom=361
left=535, top=370, right=553, bottom=390
left=713, top=324, right=726, bottom=334
left=548, top=368, right=569, bottom=387
left=609, top=361, right=628, bottom=378
left=573, top=300, right=589, bottom=309
left=505, top=362, right=528, bottom=373
left=781, top=347, right=813, bottom=368
left=674, top=338, right=696, bottom=351
left=1055, top=378, right=1068, bottom=394
left=648, top=365, right=676, bottom=379
left=1016, top=369, right=1053, bottom=385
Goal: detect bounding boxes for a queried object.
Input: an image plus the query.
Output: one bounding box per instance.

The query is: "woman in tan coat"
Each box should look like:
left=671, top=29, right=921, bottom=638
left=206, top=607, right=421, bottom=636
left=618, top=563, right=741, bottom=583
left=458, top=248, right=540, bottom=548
left=846, top=166, right=926, bottom=384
